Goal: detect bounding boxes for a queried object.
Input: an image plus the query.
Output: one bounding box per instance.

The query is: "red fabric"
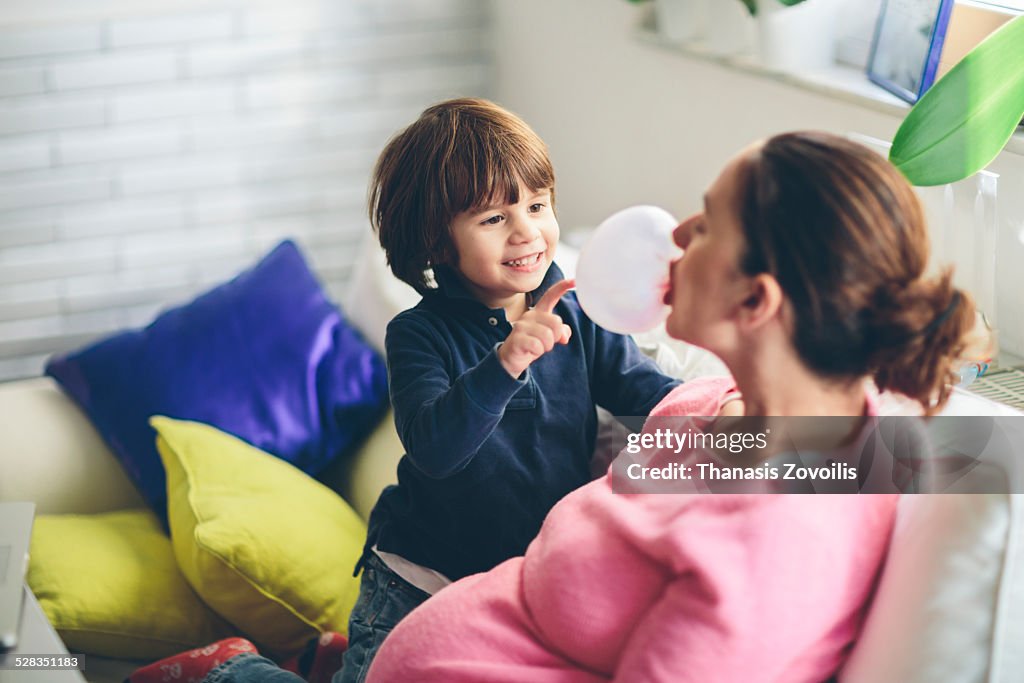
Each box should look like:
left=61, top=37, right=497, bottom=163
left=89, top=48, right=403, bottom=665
left=307, top=632, right=348, bottom=683
left=281, top=632, right=349, bottom=683
left=126, top=638, right=257, bottom=683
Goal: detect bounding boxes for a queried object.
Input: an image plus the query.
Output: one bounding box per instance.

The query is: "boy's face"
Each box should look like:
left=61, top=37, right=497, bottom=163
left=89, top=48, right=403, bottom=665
left=449, top=184, right=559, bottom=311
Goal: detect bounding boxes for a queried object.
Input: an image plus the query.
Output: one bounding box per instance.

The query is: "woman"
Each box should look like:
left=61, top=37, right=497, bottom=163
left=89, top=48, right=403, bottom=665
left=364, top=132, right=975, bottom=683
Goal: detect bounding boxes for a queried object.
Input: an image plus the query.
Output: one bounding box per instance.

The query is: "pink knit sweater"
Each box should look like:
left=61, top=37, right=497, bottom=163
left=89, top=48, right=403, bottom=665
left=367, top=377, right=897, bottom=682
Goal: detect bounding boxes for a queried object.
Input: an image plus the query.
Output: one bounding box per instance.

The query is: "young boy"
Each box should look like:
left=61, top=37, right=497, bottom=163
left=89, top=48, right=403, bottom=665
left=342, top=97, right=681, bottom=681
left=126, top=98, right=680, bottom=683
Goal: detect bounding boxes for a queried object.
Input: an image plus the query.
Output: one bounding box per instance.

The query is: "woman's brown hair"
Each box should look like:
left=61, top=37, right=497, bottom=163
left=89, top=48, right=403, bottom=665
left=737, top=131, right=975, bottom=414
left=368, top=98, right=556, bottom=294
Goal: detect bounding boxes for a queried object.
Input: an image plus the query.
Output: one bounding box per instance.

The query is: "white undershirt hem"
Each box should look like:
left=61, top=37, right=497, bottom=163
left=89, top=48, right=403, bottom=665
left=371, top=545, right=453, bottom=596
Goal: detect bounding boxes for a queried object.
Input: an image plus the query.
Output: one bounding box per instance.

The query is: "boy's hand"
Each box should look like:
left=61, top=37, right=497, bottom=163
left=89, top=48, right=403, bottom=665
left=497, top=279, right=575, bottom=378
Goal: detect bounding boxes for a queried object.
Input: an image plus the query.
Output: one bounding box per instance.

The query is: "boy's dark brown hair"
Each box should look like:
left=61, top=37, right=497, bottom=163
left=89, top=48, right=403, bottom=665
left=368, top=98, right=556, bottom=294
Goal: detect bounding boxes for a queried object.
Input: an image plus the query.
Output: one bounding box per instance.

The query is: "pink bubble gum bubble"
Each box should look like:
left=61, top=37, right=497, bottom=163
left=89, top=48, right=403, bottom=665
left=575, top=205, right=681, bottom=334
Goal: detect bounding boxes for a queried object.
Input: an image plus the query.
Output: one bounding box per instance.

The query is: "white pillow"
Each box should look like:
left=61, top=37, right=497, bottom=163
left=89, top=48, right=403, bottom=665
left=631, top=328, right=728, bottom=381
left=840, top=494, right=1024, bottom=683
left=840, top=391, right=1024, bottom=683
left=342, top=234, right=421, bottom=356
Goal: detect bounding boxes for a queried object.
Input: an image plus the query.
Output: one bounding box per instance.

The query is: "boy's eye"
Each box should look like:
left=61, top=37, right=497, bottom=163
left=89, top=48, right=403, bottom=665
left=528, top=203, right=545, bottom=213
left=482, top=214, right=504, bottom=226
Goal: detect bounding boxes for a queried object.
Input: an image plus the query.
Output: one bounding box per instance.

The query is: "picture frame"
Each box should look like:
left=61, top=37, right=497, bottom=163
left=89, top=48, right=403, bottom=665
left=867, top=0, right=956, bottom=103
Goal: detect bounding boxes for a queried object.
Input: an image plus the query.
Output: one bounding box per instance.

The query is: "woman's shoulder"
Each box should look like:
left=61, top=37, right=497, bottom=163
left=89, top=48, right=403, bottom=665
left=649, top=375, right=736, bottom=418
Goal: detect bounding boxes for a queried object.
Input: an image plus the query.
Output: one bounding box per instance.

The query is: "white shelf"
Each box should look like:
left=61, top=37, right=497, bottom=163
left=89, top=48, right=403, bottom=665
left=635, top=28, right=1024, bottom=156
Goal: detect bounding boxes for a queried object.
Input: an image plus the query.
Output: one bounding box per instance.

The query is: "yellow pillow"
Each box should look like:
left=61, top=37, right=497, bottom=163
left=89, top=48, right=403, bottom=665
left=152, top=416, right=367, bottom=655
left=27, top=509, right=234, bottom=659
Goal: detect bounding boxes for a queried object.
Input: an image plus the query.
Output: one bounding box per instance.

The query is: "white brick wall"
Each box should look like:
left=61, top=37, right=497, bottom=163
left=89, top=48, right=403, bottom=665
left=0, top=67, right=47, bottom=97
left=0, top=0, right=493, bottom=381
left=58, top=121, right=185, bottom=165
left=0, top=94, right=107, bottom=135
left=0, top=137, right=51, bottom=173
left=50, top=51, right=180, bottom=91
left=111, top=82, right=239, bottom=123
left=108, top=11, right=236, bottom=48
left=0, top=24, right=103, bottom=60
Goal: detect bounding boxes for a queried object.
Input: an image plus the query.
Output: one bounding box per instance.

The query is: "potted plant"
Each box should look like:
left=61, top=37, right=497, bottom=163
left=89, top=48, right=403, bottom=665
left=889, top=14, right=1024, bottom=186
left=628, top=0, right=753, bottom=54
left=737, top=0, right=844, bottom=72
left=704, top=0, right=757, bottom=56
left=652, top=0, right=709, bottom=45
left=889, top=14, right=1024, bottom=370
left=737, top=0, right=806, bottom=12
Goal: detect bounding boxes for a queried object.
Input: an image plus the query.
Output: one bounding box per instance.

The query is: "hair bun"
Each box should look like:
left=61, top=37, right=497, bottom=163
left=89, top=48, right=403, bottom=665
left=866, top=272, right=975, bottom=414
left=862, top=279, right=949, bottom=350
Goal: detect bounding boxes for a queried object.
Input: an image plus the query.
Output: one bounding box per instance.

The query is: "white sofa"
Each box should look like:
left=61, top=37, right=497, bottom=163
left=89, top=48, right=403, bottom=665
left=2, top=238, right=1023, bottom=683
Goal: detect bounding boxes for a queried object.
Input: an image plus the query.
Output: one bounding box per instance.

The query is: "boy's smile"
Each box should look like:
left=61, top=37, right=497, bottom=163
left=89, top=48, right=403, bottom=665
left=449, top=184, right=558, bottom=316
left=502, top=251, right=545, bottom=271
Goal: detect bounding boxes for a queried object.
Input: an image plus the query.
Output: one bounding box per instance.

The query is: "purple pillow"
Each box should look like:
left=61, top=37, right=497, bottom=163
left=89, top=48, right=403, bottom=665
left=46, top=240, right=388, bottom=519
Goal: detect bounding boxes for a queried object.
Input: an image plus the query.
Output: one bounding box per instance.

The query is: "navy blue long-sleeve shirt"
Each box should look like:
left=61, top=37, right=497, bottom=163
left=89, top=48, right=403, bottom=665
left=363, top=262, right=681, bottom=581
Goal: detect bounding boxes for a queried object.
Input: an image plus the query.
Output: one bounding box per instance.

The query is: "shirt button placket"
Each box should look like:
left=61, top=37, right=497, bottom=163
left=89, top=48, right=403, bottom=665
left=487, top=316, right=498, bottom=326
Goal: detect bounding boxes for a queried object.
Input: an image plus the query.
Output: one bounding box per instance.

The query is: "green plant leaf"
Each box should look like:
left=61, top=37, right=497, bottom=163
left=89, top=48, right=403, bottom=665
left=889, top=14, right=1024, bottom=186
left=742, top=0, right=806, bottom=15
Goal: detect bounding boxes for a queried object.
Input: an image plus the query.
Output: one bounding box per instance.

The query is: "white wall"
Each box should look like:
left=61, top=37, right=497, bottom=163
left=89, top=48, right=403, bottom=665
left=490, top=0, right=1024, bottom=362
left=1, top=0, right=1020, bottom=378
left=0, top=0, right=493, bottom=381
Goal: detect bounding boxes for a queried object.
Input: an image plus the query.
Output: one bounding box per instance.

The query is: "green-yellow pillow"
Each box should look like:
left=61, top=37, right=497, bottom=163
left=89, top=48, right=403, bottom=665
left=27, top=509, right=235, bottom=659
left=152, top=416, right=367, bottom=655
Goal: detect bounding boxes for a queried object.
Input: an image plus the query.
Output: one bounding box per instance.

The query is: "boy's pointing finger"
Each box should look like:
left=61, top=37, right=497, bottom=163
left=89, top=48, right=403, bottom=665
left=535, top=279, right=575, bottom=314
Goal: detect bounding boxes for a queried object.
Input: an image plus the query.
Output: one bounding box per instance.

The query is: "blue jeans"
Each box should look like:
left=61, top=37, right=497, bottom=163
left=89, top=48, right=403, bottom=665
left=202, top=553, right=428, bottom=683
left=204, top=653, right=303, bottom=682
left=334, top=551, right=431, bottom=683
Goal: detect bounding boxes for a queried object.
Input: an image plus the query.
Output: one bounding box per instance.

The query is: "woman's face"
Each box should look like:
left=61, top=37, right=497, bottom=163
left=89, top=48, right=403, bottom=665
left=664, top=151, right=754, bottom=352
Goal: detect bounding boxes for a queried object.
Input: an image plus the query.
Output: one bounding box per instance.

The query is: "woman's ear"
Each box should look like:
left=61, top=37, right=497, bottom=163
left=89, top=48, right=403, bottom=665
left=737, top=274, right=783, bottom=331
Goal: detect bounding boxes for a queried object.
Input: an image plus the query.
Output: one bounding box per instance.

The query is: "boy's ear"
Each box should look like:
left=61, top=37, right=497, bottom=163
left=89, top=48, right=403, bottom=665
left=737, top=274, right=783, bottom=332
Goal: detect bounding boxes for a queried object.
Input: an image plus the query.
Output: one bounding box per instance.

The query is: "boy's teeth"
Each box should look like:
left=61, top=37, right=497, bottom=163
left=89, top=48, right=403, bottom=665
left=506, top=253, right=539, bottom=267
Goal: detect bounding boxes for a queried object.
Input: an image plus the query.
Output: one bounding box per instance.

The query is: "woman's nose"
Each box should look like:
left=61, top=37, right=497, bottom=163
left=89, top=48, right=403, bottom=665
left=673, top=215, right=698, bottom=250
